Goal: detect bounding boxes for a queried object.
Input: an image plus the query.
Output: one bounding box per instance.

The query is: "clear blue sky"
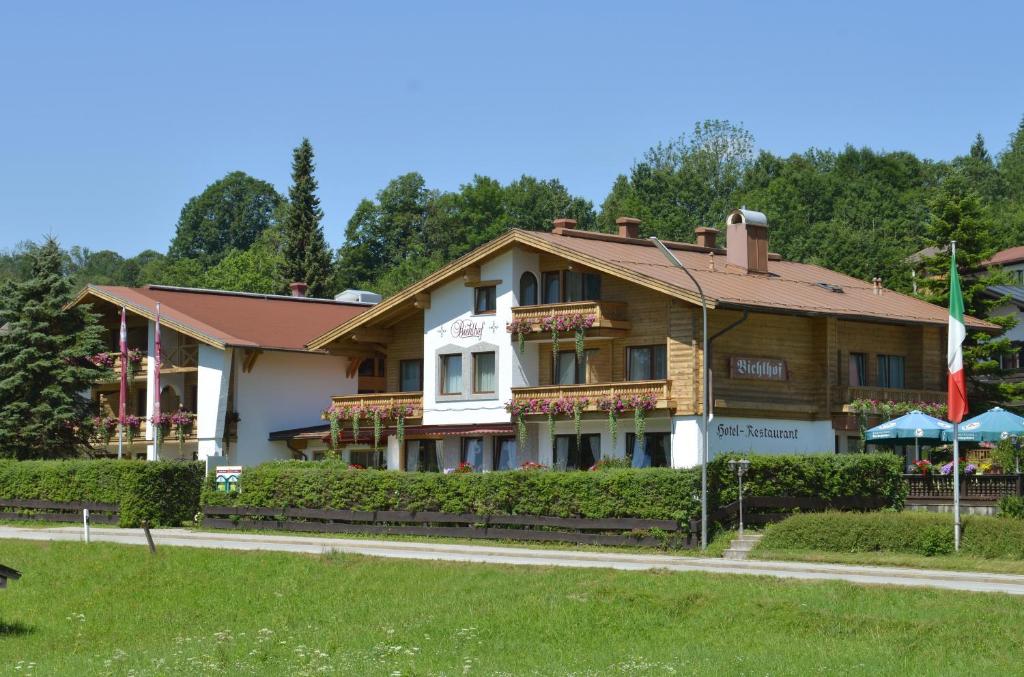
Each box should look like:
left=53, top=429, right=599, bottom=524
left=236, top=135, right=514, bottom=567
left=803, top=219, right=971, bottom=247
left=1, top=1, right=1021, bottom=255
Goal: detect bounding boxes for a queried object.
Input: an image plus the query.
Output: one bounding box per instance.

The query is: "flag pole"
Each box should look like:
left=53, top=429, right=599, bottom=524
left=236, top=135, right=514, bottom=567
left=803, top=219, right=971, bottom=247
left=117, top=306, right=127, bottom=460
left=949, top=240, right=963, bottom=552
left=953, top=421, right=961, bottom=550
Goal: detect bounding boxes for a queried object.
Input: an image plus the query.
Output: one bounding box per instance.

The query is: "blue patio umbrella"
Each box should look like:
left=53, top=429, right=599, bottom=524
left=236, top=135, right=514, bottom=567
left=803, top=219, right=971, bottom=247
left=865, top=410, right=953, bottom=461
left=943, top=407, right=1024, bottom=443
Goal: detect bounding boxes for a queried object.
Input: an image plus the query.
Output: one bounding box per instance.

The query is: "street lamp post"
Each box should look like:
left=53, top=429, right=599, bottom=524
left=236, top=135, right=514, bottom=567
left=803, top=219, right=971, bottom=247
left=728, top=459, right=751, bottom=537
left=650, top=237, right=710, bottom=550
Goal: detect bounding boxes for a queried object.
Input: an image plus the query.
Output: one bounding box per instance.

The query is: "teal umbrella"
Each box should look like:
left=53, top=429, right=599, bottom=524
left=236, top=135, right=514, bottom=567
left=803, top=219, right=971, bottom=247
left=865, top=410, right=952, bottom=461
left=943, top=407, right=1024, bottom=443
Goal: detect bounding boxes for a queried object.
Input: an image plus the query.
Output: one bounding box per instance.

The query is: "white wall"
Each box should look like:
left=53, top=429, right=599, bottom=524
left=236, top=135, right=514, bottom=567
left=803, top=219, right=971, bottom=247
left=197, top=344, right=232, bottom=460
left=672, top=415, right=835, bottom=468
left=422, top=250, right=518, bottom=425
left=233, top=350, right=355, bottom=466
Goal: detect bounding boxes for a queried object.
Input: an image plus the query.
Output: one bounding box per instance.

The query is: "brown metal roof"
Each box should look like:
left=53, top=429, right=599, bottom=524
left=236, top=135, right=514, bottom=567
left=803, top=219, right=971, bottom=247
left=74, top=285, right=369, bottom=351
left=985, top=246, right=1024, bottom=267
left=529, top=230, right=996, bottom=329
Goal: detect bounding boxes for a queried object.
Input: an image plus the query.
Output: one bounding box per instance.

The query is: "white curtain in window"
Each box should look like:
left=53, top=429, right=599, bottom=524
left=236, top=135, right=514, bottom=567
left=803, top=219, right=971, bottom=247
left=554, top=437, right=570, bottom=470
left=497, top=438, right=516, bottom=470
left=557, top=353, right=576, bottom=385
left=444, top=355, right=462, bottom=393
left=475, top=353, right=495, bottom=392
left=631, top=435, right=651, bottom=468
left=463, top=438, right=484, bottom=471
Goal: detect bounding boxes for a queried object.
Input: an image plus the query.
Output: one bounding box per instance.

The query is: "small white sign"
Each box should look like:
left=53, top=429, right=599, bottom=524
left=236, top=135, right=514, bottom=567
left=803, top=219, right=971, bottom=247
left=215, top=465, right=242, bottom=492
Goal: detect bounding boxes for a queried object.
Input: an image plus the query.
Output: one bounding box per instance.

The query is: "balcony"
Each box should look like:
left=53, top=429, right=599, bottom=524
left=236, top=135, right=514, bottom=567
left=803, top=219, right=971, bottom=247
left=510, top=300, right=630, bottom=340
left=330, top=392, right=424, bottom=416
left=839, top=386, right=947, bottom=412
left=509, top=380, right=674, bottom=413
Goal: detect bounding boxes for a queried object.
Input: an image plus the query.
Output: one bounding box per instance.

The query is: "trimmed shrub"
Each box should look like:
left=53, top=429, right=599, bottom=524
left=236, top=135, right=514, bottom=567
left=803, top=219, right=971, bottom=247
left=0, top=459, right=203, bottom=527
left=203, top=462, right=702, bottom=522
left=708, top=453, right=906, bottom=510
left=760, top=511, right=1024, bottom=560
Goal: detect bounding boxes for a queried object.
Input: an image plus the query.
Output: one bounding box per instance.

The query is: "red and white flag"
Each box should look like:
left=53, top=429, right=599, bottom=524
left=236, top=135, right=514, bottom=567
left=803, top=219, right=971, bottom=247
left=947, top=246, right=968, bottom=423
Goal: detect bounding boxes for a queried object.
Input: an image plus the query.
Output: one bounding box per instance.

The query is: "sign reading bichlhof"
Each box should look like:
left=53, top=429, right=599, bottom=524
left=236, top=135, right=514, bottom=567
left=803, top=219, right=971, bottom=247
left=215, top=466, right=242, bottom=493
left=729, top=356, right=788, bottom=381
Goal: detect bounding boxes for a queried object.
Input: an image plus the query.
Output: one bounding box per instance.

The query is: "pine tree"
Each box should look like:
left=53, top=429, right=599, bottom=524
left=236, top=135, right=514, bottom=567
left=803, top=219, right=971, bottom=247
left=280, top=139, right=333, bottom=297
left=0, top=238, right=106, bottom=458
left=999, top=116, right=1024, bottom=202
left=916, top=175, right=1023, bottom=407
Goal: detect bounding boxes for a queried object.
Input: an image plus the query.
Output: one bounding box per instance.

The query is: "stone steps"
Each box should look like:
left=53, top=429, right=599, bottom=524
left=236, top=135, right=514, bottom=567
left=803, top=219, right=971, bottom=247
left=722, top=533, right=763, bottom=560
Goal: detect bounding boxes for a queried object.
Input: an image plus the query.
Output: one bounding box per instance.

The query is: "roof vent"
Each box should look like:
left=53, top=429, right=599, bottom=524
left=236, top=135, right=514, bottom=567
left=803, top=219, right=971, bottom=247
left=815, top=282, right=844, bottom=293
left=334, top=289, right=382, bottom=305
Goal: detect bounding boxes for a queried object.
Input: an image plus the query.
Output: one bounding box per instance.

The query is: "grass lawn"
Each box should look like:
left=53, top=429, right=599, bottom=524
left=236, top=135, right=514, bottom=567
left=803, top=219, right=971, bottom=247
left=753, top=546, right=1024, bottom=575
left=2, top=541, right=1024, bottom=676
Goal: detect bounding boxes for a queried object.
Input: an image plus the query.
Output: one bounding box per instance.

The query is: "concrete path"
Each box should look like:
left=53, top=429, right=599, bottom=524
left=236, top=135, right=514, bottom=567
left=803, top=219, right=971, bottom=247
left=3, top=525, right=1024, bottom=596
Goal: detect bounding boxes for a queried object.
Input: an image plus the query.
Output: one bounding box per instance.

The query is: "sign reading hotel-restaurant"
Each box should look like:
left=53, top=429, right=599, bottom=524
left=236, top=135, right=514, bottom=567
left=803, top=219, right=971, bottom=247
left=729, top=356, right=788, bottom=381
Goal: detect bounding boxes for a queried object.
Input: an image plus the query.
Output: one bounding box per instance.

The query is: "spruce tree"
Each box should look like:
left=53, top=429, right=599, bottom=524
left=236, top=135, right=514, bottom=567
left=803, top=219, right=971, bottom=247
left=0, top=238, right=106, bottom=458
left=916, top=175, right=1023, bottom=407
left=280, top=139, right=333, bottom=297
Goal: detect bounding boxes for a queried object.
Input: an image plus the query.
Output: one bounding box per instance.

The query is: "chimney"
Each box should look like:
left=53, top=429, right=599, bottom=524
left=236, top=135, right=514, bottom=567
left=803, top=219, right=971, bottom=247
left=289, top=281, right=308, bottom=298
left=552, top=218, right=577, bottom=232
left=695, top=227, right=718, bottom=249
left=616, top=216, right=641, bottom=239
left=725, top=208, right=770, bottom=274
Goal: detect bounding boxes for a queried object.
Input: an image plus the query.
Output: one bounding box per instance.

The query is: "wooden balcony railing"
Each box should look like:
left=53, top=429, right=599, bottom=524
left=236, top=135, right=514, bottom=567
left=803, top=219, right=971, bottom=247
left=905, top=473, right=1024, bottom=500
left=510, top=380, right=673, bottom=413
left=330, top=392, right=423, bottom=416
left=840, top=386, right=946, bottom=412
left=510, top=300, right=630, bottom=335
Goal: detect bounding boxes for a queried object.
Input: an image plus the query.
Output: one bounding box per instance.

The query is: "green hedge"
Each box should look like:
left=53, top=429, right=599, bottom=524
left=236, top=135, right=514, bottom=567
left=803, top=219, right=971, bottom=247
left=0, top=460, right=203, bottom=527
left=759, top=511, right=1024, bottom=559
left=708, top=453, right=906, bottom=510
left=204, top=463, right=702, bottom=522
left=203, top=453, right=906, bottom=529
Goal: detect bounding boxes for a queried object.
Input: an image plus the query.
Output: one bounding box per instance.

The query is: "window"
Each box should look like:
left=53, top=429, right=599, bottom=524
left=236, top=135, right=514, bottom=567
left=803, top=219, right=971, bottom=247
left=405, top=440, right=441, bottom=472
left=519, top=272, right=538, bottom=306
left=440, top=354, right=462, bottom=394
left=474, top=285, right=496, bottom=314
left=556, top=350, right=592, bottom=385
left=542, top=271, right=561, bottom=304
left=349, top=449, right=386, bottom=469
left=473, top=352, right=496, bottom=393
left=460, top=437, right=484, bottom=471
left=626, top=433, right=670, bottom=468
left=542, top=270, right=601, bottom=303
left=848, top=353, right=866, bottom=387
left=494, top=436, right=517, bottom=470
left=553, top=434, right=600, bottom=470
left=400, top=359, right=423, bottom=392
left=627, top=345, right=667, bottom=380
left=877, top=355, right=905, bottom=388
left=358, top=358, right=384, bottom=377
left=1001, top=343, right=1023, bottom=371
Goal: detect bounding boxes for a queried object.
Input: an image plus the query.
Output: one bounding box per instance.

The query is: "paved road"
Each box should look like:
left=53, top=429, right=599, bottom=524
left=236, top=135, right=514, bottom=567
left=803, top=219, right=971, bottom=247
left=3, top=525, right=1024, bottom=596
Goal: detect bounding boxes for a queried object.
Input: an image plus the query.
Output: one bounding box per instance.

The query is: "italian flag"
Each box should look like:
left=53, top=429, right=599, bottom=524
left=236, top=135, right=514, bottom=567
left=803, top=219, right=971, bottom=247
left=947, top=248, right=968, bottom=423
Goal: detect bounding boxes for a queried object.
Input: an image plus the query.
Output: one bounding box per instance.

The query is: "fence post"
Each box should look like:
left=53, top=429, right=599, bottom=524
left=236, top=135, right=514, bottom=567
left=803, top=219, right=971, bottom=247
left=82, top=508, right=90, bottom=543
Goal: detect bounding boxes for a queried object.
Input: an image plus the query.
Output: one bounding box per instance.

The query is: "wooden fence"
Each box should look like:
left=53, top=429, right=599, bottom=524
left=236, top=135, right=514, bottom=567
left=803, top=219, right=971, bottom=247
left=904, top=474, right=1024, bottom=501
left=691, top=495, right=890, bottom=534
left=0, top=499, right=120, bottom=524
left=202, top=506, right=690, bottom=548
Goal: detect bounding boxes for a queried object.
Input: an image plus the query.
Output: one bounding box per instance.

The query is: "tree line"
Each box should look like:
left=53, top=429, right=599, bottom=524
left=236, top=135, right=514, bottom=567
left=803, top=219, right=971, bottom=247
left=3, top=119, right=1024, bottom=302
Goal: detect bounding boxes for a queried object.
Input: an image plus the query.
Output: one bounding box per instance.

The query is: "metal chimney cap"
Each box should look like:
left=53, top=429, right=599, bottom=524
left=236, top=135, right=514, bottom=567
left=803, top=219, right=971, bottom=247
left=727, top=207, right=769, bottom=227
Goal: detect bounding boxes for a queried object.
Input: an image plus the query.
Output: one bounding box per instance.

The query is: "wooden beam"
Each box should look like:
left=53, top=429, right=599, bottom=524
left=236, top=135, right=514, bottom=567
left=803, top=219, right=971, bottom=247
left=462, top=265, right=481, bottom=285
left=465, top=279, right=502, bottom=288
left=346, top=357, right=364, bottom=379
left=242, top=349, right=263, bottom=373
left=349, top=328, right=393, bottom=344
left=414, top=292, right=431, bottom=309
